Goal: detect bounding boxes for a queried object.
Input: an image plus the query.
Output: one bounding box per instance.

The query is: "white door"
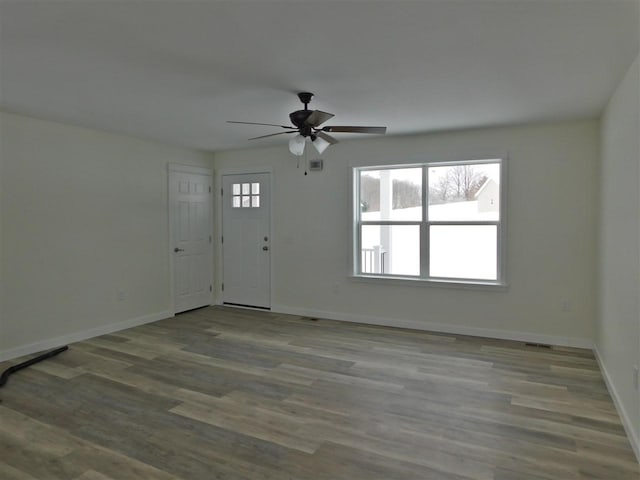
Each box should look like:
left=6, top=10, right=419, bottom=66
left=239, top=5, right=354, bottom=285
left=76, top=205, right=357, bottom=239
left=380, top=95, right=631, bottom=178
left=169, top=167, right=213, bottom=313
left=222, top=173, right=270, bottom=309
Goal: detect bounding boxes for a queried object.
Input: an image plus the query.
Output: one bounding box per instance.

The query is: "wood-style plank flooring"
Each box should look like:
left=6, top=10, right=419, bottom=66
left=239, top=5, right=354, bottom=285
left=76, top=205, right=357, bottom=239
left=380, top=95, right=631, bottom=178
left=0, top=306, right=638, bottom=479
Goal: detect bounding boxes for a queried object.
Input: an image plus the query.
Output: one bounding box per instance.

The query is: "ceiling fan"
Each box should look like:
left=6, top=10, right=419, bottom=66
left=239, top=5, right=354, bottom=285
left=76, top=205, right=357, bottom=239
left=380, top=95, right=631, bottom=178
left=227, top=92, right=387, bottom=156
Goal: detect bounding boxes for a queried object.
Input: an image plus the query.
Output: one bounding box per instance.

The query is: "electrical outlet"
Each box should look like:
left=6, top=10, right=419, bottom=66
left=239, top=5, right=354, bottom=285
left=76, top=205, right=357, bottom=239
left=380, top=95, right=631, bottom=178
left=117, top=290, right=126, bottom=301
left=634, top=365, right=639, bottom=390
left=560, top=298, right=570, bottom=312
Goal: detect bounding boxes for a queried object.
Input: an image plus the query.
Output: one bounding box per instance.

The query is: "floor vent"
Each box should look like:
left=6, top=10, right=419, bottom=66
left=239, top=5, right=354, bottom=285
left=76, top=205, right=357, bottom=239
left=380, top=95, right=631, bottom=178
left=525, top=342, right=552, bottom=349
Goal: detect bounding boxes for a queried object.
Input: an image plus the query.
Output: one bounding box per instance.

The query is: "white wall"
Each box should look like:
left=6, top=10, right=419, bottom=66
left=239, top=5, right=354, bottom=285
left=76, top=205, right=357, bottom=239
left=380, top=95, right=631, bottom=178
left=214, top=120, right=598, bottom=347
left=0, top=112, right=213, bottom=359
left=597, top=54, right=640, bottom=459
left=0, top=113, right=4, bottom=356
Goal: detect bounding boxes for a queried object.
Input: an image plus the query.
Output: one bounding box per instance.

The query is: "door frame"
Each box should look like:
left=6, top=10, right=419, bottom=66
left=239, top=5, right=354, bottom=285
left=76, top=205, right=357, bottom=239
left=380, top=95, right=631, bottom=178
left=168, top=163, right=214, bottom=314
left=216, top=167, right=274, bottom=308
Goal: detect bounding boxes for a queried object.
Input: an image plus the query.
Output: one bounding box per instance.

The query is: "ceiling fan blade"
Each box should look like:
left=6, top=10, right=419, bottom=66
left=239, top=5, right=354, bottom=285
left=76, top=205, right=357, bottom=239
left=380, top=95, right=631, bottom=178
left=228, top=121, right=294, bottom=129
left=248, top=131, right=298, bottom=141
left=316, top=131, right=339, bottom=145
left=305, top=110, right=334, bottom=127
left=322, top=126, right=387, bottom=134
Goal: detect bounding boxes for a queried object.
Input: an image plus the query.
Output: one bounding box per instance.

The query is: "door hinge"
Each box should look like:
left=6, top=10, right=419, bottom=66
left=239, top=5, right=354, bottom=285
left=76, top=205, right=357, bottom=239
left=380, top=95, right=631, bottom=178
left=221, top=283, right=224, bottom=292
left=208, top=186, right=211, bottom=193
left=209, top=285, right=212, bottom=292
left=221, top=236, right=224, bottom=244
left=221, top=188, right=223, bottom=196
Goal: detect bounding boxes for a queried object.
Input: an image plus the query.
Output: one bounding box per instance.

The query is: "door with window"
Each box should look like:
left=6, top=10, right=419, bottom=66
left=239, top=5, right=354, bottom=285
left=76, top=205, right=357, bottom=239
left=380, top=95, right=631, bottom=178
left=169, top=166, right=213, bottom=313
left=222, top=173, right=271, bottom=309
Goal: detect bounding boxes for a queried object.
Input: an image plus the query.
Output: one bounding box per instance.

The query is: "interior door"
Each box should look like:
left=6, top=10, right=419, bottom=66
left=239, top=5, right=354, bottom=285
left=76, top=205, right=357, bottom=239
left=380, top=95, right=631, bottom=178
left=222, top=173, right=270, bottom=309
left=169, top=168, right=212, bottom=313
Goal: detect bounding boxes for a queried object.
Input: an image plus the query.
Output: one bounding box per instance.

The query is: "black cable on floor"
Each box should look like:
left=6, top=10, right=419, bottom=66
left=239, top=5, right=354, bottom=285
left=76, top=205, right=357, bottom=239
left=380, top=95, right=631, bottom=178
left=0, top=346, right=69, bottom=389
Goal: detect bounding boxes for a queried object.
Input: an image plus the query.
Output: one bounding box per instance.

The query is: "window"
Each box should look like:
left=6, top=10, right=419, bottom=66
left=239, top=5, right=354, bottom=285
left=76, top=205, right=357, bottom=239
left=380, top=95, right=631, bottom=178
left=232, top=182, right=260, bottom=208
left=354, top=159, right=503, bottom=285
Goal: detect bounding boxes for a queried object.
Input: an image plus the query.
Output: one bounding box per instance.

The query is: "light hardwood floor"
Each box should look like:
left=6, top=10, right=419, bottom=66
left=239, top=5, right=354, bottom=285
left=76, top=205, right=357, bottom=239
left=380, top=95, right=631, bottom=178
left=0, top=306, right=638, bottom=479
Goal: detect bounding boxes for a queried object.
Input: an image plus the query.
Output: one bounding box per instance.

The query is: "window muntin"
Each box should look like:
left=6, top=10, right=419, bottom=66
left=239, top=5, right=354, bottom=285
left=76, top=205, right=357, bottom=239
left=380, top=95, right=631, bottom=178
left=232, top=182, right=261, bottom=209
left=355, top=160, right=503, bottom=284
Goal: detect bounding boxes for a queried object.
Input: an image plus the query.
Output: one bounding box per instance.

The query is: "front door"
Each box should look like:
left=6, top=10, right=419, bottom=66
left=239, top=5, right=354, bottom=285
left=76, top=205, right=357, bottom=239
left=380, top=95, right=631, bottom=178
left=169, top=167, right=213, bottom=313
left=222, top=173, right=271, bottom=309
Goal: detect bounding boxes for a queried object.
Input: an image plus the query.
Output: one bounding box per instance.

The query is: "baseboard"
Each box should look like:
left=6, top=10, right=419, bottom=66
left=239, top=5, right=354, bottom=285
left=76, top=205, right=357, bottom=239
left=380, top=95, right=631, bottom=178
left=0, top=310, right=174, bottom=363
left=270, top=303, right=593, bottom=349
left=593, top=346, right=640, bottom=464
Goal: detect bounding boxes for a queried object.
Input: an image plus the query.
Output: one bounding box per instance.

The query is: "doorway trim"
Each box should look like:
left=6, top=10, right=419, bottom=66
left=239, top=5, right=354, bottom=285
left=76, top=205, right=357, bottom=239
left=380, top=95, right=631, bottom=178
left=168, top=163, right=214, bottom=314
left=216, top=167, right=274, bottom=308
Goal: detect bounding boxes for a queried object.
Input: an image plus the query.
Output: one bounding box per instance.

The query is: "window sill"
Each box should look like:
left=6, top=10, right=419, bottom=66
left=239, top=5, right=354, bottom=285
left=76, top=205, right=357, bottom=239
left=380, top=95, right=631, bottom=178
left=349, top=274, right=509, bottom=291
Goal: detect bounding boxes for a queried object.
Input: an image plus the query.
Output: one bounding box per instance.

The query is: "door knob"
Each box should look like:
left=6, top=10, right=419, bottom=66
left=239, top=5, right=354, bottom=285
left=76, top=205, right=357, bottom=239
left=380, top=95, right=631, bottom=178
left=174, top=247, right=185, bottom=252
left=262, top=246, right=269, bottom=251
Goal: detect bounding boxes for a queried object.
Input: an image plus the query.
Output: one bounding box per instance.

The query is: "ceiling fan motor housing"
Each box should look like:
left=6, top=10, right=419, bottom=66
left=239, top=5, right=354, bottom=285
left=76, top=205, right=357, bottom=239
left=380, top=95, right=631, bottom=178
left=290, top=92, right=315, bottom=136
left=289, top=110, right=313, bottom=135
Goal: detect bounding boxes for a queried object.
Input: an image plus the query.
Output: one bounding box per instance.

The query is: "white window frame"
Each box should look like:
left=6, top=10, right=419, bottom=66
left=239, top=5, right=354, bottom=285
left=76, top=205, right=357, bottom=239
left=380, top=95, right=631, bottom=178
left=352, top=158, right=506, bottom=287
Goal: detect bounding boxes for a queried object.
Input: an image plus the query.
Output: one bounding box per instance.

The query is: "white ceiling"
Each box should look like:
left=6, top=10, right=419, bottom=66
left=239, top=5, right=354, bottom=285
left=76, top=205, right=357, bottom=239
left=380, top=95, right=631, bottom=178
left=1, top=1, right=638, bottom=152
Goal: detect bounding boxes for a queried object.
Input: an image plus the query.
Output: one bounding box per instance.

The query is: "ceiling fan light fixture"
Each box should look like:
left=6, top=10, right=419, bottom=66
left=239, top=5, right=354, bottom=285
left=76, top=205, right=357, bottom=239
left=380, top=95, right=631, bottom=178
left=312, top=135, right=330, bottom=154
left=288, top=134, right=305, bottom=156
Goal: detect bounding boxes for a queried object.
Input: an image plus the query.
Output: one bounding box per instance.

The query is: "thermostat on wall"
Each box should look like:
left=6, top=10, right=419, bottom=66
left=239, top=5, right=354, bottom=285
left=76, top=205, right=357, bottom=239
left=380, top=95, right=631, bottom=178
left=309, top=159, right=323, bottom=171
